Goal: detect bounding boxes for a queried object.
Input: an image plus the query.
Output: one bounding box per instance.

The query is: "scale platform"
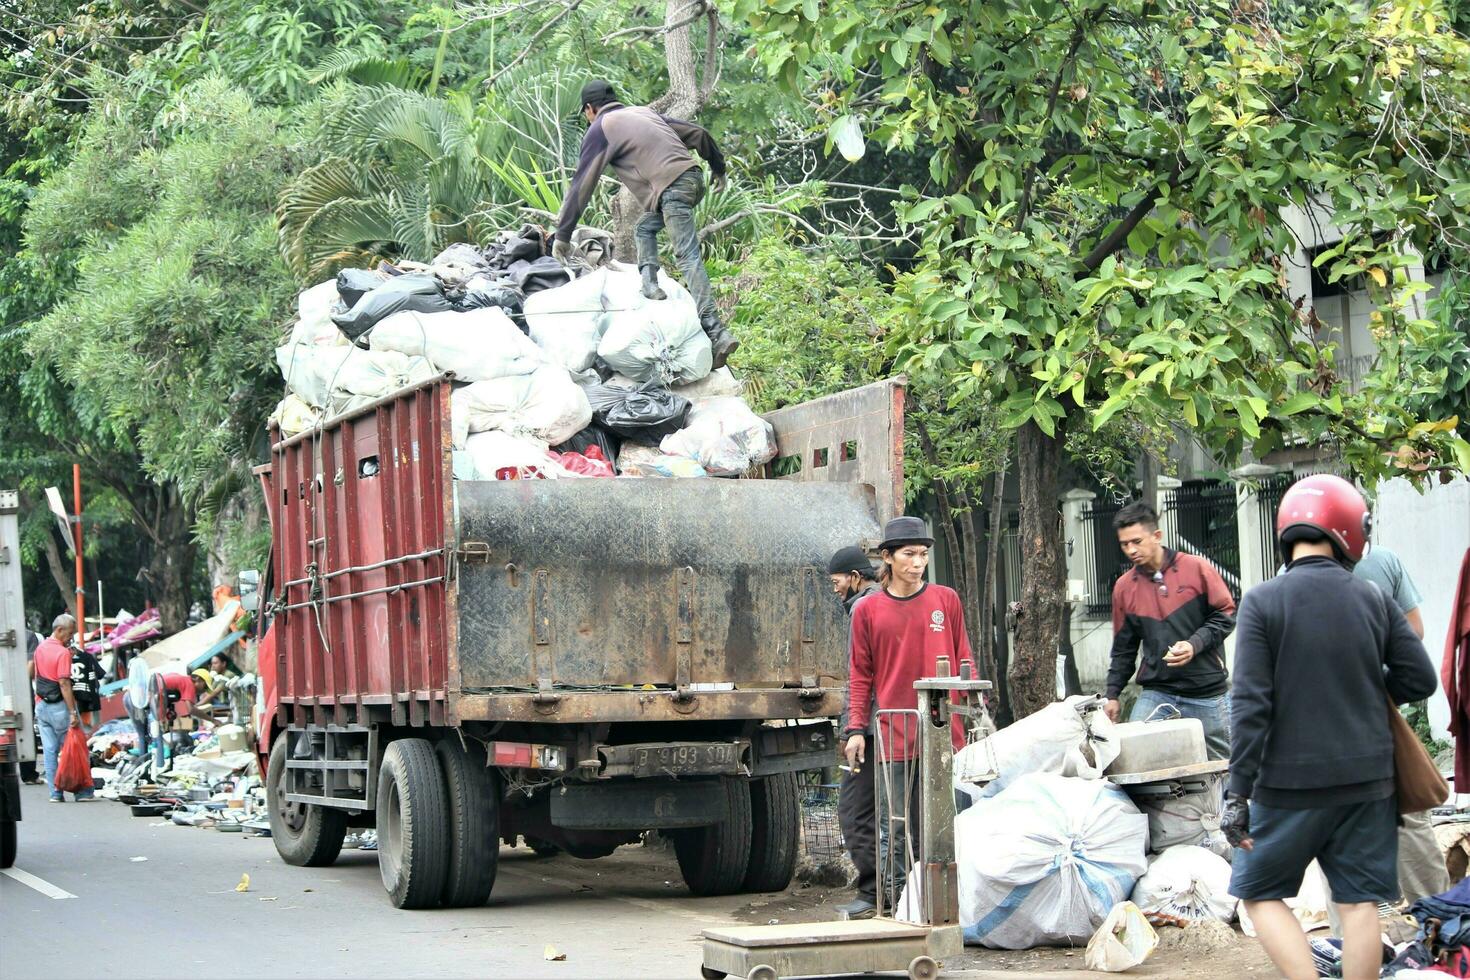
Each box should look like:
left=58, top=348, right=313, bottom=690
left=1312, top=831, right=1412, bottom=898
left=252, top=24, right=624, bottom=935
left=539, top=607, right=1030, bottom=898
left=700, top=919, right=961, bottom=980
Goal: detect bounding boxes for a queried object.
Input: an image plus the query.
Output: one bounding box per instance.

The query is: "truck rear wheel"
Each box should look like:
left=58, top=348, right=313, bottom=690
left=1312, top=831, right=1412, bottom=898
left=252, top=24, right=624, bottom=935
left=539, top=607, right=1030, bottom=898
left=435, top=738, right=499, bottom=908
left=1, top=820, right=15, bottom=869
left=377, top=738, right=450, bottom=909
left=268, top=736, right=347, bottom=867
left=743, top=771, right=799, bottom=892
left=674, top=777, right=753, bottom=896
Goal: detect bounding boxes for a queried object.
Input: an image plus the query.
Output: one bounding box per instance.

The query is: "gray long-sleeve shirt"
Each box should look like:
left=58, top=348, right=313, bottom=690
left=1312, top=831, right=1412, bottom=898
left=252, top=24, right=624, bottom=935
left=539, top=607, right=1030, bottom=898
left=555, top=103, right=725, bottom=243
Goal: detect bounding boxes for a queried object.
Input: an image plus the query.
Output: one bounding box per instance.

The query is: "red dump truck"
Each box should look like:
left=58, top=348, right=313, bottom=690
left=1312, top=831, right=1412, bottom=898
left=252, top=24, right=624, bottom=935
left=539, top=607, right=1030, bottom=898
left=256, top=375, right=903, bottom=908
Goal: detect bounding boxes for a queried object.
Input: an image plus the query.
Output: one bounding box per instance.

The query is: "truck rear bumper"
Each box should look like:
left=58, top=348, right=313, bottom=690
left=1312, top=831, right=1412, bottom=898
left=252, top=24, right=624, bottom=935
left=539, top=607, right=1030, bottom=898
left=453, top=688, right=842, bottom=724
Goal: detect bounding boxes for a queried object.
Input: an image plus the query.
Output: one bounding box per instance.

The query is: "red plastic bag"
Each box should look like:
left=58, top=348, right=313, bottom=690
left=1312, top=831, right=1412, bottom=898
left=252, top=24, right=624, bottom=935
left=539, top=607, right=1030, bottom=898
left=550, top=445, right=614, bottom=478
left=55, top=725, right=92, bottom=794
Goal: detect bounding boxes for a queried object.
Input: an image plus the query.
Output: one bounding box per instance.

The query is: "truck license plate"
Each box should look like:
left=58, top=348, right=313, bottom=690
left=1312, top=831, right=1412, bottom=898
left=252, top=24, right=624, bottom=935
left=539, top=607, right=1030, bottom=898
left=633, top=743, right=739, bottom=777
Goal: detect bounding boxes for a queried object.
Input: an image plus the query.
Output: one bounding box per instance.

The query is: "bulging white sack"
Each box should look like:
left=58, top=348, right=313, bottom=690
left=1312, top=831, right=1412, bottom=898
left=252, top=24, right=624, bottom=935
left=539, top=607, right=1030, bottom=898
left=462, top=430, right=564, bottom=480
left=450, top=365, right=592, bottom=447
left=370, top=306, right=545, bottom=382
left=1131, top=845, right=1237, bottom=923
left=954, top=695, right=1120, bottom=802
left=658, top=397, right=777, bottom=476
left=596, top=266, right=710, bottom=385
left=959, top=773, right=1149, bottom=949
left=276, top=345, right=433, bottom=411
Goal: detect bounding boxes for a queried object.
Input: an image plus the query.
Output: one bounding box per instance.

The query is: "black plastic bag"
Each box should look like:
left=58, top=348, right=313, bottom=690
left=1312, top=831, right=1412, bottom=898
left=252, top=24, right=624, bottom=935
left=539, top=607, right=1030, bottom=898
left=555, top=424, right=621, bottom=462
left=458, top=276, right=525, bottom=319
left=336, top=268, right=385, bottom=308
left=332, top=274, right=454, bottom=342
left=584, top=383, right=691, bottom=445
left=506, top=256, right=572, bottom=295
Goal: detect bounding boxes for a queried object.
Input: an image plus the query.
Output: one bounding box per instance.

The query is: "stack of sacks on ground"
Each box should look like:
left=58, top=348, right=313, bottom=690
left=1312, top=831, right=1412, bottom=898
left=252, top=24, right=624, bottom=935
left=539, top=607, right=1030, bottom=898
left=272, top=238, right=778, bottom=478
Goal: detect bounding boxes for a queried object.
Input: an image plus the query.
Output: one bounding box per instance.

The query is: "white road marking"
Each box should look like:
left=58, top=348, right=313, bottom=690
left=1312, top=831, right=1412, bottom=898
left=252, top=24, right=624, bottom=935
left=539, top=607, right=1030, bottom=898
left=498, top=865, right=735, bottom=926
left=1, top=867, right=77, bottom=900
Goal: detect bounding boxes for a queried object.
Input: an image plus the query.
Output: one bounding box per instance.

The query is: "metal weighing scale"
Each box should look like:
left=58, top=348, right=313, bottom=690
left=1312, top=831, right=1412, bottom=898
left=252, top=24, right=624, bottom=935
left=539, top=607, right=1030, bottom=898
left=701, top=658, right=993, bottom=980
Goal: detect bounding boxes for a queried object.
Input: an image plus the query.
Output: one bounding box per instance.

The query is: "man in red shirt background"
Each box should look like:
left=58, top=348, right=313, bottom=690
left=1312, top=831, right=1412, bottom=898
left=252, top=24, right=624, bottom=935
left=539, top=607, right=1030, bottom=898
left=28, top=614, right=94, bottom=802
left=841, top=516, right=974, bottom=915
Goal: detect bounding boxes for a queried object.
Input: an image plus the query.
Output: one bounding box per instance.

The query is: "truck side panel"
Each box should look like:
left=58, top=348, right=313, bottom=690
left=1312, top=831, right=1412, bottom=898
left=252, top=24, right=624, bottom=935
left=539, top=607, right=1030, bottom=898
left=270, top=381, right=452, bottom=727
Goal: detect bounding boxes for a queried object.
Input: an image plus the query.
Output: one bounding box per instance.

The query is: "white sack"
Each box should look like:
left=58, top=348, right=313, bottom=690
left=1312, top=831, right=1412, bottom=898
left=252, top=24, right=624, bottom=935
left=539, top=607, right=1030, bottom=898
left=462, top=430, right=564, bottom=480
left=659, top=397, right=777, bottom=477
left=451, top=365, right=592, bottom=447
left=596, top=266, right=710, bottom=385
left=959, top=773, right=1149, bottom=949
left=674, top=367, right=744, bottom=401
left=955, top=695, right=1120, bottom=802
left=269, top=395, right=321, bottom=437
left=1131, top=845, right=1237, bottom=923
left=1136, top=772, right=1232, bottom=858
left=296, top=279, right=345, bottom=342
left=1237, top=860, right=1330, bottom=936
left=523, top=269, right=617, bottom=372
left=1084, top=901, right=1158, bottom=973
left=370, top=306, right=545, bottom=382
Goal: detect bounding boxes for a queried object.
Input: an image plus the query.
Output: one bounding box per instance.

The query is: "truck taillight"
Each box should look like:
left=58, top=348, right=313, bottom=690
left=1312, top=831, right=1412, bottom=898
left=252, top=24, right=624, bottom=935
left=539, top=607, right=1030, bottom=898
left=0, top=730, right=12, bottom=747
left=487, top=740, right=565, bottom=771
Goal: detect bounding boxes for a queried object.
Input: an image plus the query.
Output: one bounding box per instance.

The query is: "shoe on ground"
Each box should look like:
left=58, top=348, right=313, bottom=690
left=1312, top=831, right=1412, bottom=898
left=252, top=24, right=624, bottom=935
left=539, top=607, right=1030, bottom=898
left=49, top=794, right=65, bottom=803
left=835, top=897, right=877, bottom=920
left=705, top=325, right=739, bottom=370
left=75, top=795, right=97, bottom=802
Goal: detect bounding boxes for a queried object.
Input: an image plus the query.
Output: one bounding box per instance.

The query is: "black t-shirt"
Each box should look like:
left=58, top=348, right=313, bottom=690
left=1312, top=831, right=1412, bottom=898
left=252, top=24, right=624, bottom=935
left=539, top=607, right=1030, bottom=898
left=68, top=650, right=105, bottom=712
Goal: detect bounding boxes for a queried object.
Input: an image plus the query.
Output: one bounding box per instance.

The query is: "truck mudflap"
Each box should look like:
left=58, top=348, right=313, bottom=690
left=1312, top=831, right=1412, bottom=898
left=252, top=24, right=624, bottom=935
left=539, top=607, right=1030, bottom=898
left=454, top=478, right=880, bottom=695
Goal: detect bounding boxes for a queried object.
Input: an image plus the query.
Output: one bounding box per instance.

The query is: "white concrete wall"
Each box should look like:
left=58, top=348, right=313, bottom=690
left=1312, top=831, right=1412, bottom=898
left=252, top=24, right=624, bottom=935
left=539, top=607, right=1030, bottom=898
left=1374, top=477, right=1470, bottom=742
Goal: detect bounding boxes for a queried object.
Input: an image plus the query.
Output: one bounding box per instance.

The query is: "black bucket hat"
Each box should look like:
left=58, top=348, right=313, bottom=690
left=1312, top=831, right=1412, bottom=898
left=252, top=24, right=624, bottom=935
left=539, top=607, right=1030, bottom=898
left=878, top=516, right=934, bottom=552
left=827, top=546, right=876, bottom=578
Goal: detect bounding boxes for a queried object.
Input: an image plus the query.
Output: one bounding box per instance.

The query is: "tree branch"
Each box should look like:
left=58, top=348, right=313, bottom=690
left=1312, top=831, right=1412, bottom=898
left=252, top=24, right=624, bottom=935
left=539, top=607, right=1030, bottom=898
left=483, top=0, right=585, bottom=88
left=1078, top=165, right=1183, bottom=273
left=1016, top=9, right=1100, bottom=222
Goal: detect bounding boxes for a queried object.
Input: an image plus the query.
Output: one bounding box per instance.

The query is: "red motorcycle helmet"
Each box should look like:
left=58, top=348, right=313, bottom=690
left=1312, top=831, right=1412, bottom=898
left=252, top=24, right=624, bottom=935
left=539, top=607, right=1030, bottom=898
left=1275, top=473, right=1371, bottom=562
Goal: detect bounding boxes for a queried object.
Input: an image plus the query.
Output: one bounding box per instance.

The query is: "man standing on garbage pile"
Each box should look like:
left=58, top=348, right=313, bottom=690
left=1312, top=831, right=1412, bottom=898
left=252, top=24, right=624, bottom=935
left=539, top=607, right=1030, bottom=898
left=841, top=518, right=974, bottom=917
left=550, top=79, right=739, bottom=369
left=1223, top=475, right=1436, bottom=980
left=1350, top=544, right=1450, bottom=912
left=28, top=614, right=94, bottom=802
left=1104, top=500, right=1237, bottom=760
left=828, top=545, right=882, bottom=920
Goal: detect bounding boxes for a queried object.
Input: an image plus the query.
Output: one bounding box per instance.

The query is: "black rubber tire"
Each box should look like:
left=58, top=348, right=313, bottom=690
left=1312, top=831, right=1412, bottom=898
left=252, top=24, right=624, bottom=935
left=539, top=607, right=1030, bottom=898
left=1, top=819, right=15, bottom=869
left=267, top=736, right=347, bottom=867
left=377, top=738, right=450, bottom=909
left=742, top=771, right=799, bottom=892
left=435, top=739, right=500, bottom=908
left=674, top=777, right=753, bottom=897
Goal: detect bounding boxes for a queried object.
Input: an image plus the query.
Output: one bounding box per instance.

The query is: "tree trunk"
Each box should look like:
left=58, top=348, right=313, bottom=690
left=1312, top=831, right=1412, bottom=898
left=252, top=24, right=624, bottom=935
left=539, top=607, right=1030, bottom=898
left=976, top=460, right=1007, bottom=688
left=145, top=486, right=198, bottom=635
left=39, top=517, right=78, bottom=623
left=1009, top=420, right=1068, bottom=719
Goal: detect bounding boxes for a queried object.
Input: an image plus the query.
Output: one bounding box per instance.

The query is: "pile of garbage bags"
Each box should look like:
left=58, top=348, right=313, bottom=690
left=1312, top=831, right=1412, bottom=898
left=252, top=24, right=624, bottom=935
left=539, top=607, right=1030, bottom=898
left=272, top=228, right=776, bottom=481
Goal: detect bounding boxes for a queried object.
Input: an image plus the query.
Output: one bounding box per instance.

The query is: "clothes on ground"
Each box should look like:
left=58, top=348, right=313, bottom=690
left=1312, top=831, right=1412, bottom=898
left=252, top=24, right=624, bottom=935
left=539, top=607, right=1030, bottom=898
left=634, top=168, right=716, bottom=322
left=1229, top=555, right=1436, bottom=806
left=1129, top=688, right=1231, bottom=762
left=1410, top=877, right=1470, bottom=952
left=1105, top=550, right=1236, bottom=701
left=845, top=584, right=974, bottom=759
left=1355, top=545, right=1424, bottom=614
left=1443, top=548, right=1470, bottom=792
left=838, top=746, right=877, bottom=905
left=555, top=103, right=725, bottom=244
left=1229, top=795, right=1398, bottom=903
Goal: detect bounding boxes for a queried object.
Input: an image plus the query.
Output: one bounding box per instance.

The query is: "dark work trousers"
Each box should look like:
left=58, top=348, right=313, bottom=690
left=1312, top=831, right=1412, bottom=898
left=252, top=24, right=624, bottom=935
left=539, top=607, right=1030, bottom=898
left=838, top=746, right=877, bottom=903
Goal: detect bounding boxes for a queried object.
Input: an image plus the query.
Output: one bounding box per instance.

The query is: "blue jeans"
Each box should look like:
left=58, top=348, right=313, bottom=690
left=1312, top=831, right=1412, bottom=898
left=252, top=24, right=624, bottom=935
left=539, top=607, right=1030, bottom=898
left=36, top=699, right=93, bottom=800
left=1130, top=688, right=1231, bottom=761
left=634, top=168, right=716, bottom=324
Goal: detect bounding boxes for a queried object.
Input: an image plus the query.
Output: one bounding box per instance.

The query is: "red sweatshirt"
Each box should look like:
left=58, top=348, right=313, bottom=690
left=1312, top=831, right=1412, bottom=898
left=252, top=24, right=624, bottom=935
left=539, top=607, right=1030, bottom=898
left=846, top=584, right=974, bottom=760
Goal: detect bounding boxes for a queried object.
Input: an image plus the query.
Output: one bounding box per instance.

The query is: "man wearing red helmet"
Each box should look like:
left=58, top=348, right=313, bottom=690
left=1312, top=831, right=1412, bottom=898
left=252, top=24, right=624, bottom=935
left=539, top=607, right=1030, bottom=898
left=1224, top=474, right=1436, bottom=980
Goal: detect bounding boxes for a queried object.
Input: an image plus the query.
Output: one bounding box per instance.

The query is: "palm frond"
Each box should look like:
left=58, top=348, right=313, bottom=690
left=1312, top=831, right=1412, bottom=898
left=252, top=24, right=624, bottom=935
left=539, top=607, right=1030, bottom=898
left=309, top=50, right=429, bottom=91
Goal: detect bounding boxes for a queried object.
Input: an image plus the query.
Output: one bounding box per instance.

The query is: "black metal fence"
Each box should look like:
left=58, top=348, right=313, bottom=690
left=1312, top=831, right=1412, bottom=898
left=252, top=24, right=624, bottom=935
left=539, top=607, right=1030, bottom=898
left=1080, top=498, right=1131, bottom=616
left=1254, top=473, right=1295, bottom=582
left=1163, top=481, right=1242, bottom=600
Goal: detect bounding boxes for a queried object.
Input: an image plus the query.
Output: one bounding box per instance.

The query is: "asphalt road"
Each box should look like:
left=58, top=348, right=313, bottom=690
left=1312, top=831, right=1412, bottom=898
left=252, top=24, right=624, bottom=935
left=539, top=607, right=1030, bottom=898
left=0, top=781, right=782, bottom=980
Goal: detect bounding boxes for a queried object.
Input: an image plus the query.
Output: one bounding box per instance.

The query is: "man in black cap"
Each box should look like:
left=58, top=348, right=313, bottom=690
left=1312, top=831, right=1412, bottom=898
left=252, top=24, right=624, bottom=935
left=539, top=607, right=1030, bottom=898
left=838, top=517, right=974, bottom=917
left=551, top=79, right=738, bottom=367
left=828, top=545, right=882, bottom=918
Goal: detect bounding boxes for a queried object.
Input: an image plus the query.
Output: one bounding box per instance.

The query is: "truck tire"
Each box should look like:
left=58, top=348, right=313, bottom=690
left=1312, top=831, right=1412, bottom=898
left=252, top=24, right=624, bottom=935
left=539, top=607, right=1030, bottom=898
left=267, top=736, right=347, bottom=867
left=674, top=777, right=753, bottom=897
left=742, top=771, right=799, bottom=892
left=1, top=820, right=15, bottom=869
left=377, top=738, right=450, bottom=909
left=435, top=738, right=499, bottom=908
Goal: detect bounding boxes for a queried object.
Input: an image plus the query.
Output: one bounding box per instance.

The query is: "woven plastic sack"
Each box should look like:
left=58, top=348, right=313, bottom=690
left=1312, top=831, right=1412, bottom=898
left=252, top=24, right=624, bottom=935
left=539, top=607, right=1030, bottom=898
left=1084, top=902, right=1158, bottom=972
left=462, top=430, right=563, bottom=480
left=1131, top=846, right=1237, bottom=922
left=658, top=397, right=777, bottom=476
left=524, top=270, right=616, bottom=372
left=959, top=773, right=1149, bottom=949
left=269, top=395, right=322, bottom=437
left=56, top=725, right=92, bottom=794
left=954, top=695, right=1120, bottom=802
left=370, top=306, right=545, bottom=382
left=451, top=365, right=592, bottom=447
left=1136, top=772, right=1232, bottom=858
left=596, top=269, right=710, bottom=385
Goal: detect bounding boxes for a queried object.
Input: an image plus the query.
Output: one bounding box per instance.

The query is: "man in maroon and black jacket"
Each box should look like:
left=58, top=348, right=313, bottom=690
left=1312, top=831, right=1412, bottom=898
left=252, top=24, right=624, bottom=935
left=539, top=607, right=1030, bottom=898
left=1104, top=500, right=1237, bottom=759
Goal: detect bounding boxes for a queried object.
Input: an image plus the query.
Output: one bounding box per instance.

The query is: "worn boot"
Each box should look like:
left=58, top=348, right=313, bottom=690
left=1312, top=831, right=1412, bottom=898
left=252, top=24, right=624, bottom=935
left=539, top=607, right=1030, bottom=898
left=640, top=264, right=667, bottom=301
left=701, top=314, right=739, bottom=369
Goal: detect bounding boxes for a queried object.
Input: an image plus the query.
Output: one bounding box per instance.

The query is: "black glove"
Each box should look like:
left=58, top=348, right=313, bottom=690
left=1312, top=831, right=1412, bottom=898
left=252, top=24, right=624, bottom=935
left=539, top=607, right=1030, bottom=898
left=1221, top=793, right=1251, bottom=848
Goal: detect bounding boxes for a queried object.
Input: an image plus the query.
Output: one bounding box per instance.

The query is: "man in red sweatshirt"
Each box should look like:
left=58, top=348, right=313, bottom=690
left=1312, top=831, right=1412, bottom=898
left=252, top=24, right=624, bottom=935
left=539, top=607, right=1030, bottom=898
left=841, top=516, right=974, bottom=915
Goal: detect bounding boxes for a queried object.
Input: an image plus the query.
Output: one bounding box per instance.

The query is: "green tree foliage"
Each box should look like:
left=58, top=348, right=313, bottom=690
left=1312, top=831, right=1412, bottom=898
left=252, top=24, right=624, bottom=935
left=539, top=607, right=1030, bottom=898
left=741, top=0, right=1470, bottom=715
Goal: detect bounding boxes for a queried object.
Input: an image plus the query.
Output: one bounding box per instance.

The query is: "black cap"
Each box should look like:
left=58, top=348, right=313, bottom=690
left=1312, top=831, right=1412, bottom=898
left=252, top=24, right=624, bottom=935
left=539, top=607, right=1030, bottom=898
left=877, top=516, right=934, bottom=552
left=579, top=79, right=616, bottom=110
left=828, top=546, right=876, bottom=578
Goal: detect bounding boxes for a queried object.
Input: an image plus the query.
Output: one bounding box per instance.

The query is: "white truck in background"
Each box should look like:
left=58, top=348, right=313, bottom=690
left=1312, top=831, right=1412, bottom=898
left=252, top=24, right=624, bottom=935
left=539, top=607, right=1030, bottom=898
left=0, top=489, right=35, bottom=868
